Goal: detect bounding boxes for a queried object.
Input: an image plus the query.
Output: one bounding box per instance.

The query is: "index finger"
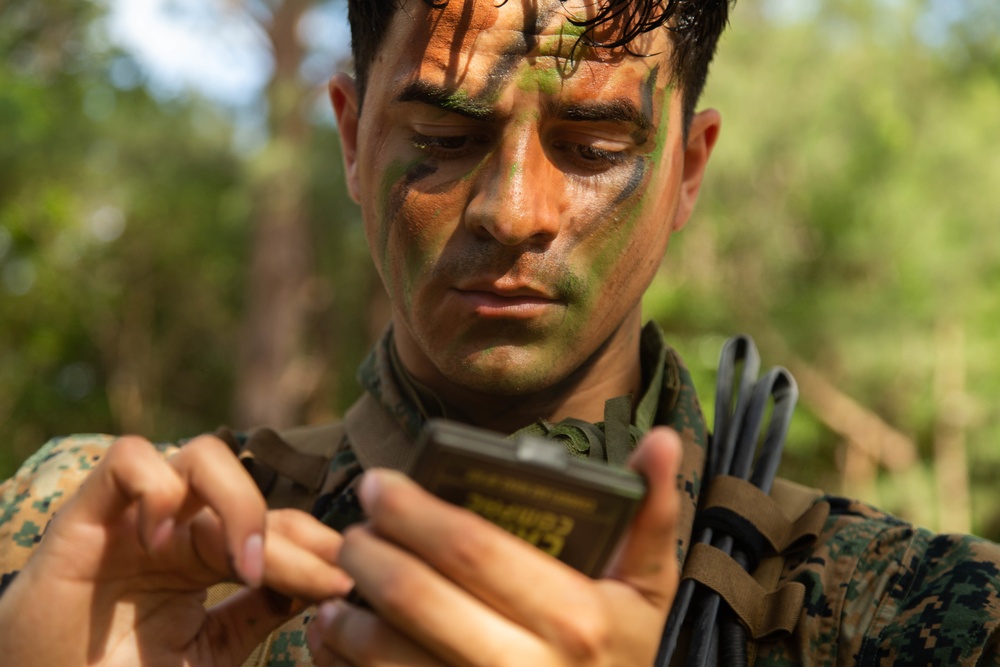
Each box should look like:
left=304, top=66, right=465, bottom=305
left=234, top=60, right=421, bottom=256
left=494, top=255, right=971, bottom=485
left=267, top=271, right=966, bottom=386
left=354, top=468, right=603, bottom=640
left=167, top=435, right=269, bottom=587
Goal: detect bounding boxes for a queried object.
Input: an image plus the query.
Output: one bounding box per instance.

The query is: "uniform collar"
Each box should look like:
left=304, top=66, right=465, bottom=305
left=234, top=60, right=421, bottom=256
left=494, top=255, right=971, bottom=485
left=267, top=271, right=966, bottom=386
left=352, top=321, right=710, bottom=564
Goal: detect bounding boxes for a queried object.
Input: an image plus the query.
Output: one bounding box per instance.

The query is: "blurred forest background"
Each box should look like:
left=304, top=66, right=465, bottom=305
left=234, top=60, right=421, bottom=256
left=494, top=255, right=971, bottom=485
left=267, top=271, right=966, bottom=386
left=1, top=0, right=998, bottom=537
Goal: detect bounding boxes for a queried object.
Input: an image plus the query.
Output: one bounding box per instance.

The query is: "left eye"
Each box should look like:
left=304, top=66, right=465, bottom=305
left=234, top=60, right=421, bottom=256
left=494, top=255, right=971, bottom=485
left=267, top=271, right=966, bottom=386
left=554, top=141, right=629, bottom=171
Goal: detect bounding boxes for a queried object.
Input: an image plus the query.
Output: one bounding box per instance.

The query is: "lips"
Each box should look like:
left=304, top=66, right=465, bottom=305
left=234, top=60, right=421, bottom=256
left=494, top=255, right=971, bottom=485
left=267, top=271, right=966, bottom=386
left=451, top=279, right=562, bottom=318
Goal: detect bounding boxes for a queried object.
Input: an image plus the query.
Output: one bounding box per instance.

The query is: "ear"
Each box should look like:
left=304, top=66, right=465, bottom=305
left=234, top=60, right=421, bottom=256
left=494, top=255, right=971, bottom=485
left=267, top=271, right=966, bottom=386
left=671, top=108, right=721, bottom=232
left=329, top=72, right=362, bottom=204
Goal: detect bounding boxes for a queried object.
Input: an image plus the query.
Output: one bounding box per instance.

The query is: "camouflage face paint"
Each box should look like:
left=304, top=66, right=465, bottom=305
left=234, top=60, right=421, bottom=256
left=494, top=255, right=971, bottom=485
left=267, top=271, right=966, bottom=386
left=353, top=0, right=690, bottom=403
left=379, top=159, right=437, bottom=303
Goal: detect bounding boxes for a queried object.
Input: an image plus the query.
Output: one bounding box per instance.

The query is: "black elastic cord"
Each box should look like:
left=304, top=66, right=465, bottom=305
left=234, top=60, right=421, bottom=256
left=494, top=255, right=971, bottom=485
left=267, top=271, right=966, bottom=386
left=655, top=337, right=798, bottom=667
left=656, top=336, right=758, bottom=666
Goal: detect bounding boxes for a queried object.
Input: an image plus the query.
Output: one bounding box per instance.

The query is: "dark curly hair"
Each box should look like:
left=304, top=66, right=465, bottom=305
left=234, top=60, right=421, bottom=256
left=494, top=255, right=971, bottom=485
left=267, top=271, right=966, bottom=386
left=346, top=0, right=734, bottom=130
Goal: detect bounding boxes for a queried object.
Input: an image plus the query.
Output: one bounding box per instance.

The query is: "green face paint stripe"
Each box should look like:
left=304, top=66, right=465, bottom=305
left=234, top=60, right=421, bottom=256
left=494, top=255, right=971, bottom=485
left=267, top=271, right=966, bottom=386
left=378, top=159, right=416, bottom=272
left=648, top=81, right=675, bottom=171
left=508, top=161, right=522, bottom=183
left=555, top=269, right=587, bottom=306
left=400, top=220, right=443, bottom=310
left=378, top=159, right=436, bottom=299
left=586, top=74, right=672, bottom=282
left=460, top=151, right=493, bottom=182
left=516, top=65, right=562, bottom=95
left=535, top=20, right=588, bottom=59
left=441, top=89, right=492, bottom=117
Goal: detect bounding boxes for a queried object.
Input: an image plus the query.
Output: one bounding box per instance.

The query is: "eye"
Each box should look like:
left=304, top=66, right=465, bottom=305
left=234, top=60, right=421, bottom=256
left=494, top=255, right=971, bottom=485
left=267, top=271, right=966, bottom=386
left=410, top=133, right=490, bottom=160
left=553, top=140, right=630, bottom=172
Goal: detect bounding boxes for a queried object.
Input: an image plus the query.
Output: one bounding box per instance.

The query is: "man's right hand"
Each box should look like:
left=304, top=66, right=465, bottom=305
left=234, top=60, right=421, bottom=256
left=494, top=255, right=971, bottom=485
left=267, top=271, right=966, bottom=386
left=307, top=427, right=683, bottom=667
left=0, top=434, right=353, bottom=666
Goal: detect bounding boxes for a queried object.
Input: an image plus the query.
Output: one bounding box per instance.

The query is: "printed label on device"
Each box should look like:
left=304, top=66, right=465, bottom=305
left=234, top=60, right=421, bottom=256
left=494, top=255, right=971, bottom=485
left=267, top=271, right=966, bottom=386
left=409, top=419, right=646, bottom=577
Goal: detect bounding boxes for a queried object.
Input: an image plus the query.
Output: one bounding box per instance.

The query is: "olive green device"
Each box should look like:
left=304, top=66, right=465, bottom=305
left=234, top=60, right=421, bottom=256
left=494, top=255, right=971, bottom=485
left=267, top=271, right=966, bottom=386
left=409, top=419, right=646, bottom=577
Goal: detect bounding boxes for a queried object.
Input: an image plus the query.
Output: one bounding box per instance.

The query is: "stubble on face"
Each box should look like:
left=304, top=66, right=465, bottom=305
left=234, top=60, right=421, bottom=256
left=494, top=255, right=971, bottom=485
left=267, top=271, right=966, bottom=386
left=359, top=0, right=685, bottom=408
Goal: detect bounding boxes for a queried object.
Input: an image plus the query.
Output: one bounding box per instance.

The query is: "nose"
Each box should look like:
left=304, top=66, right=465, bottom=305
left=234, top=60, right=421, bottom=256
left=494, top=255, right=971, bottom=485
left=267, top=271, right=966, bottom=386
left=463, top=129, right=562, bottom=246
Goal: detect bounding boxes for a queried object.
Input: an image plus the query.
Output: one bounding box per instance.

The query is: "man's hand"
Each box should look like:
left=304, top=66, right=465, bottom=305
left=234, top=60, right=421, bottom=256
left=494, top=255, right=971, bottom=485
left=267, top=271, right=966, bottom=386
left=307, top=427, right=682, bottom=666
left=0, top=435, right=353, bottom=667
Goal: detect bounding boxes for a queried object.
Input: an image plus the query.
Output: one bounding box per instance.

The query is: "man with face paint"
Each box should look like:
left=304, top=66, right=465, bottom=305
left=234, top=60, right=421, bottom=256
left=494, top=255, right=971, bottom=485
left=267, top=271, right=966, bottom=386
left=3, top=0, right=1000, bottom=665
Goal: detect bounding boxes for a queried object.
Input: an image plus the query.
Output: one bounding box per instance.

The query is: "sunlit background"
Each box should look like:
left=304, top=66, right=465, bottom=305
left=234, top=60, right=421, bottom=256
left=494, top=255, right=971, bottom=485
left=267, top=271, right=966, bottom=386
left=2, top=0, right=998, bottom=538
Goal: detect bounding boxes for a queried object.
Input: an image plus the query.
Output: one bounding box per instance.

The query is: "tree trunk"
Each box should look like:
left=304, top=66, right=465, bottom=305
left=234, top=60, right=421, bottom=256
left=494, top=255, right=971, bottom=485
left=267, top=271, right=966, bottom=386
left=233, top=0, right=316, bottom=429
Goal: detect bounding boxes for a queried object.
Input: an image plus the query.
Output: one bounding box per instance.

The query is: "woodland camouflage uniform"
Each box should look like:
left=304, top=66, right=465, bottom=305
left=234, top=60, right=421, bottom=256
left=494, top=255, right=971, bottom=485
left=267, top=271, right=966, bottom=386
left=2, top=323, right=999, bottom=666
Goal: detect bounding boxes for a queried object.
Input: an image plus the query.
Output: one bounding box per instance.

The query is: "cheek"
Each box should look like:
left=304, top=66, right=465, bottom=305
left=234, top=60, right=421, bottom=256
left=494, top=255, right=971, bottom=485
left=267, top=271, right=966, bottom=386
left=571, top=157, right=671, bottom=319
left=377, top=162, right=471, bottom=307
left=578, top=157, right=656, bottom=275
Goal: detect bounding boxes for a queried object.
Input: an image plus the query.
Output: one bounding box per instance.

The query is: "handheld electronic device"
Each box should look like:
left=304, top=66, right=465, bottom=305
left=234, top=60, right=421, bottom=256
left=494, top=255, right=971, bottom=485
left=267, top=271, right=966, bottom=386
left=408, top=419, right=646, bottom=577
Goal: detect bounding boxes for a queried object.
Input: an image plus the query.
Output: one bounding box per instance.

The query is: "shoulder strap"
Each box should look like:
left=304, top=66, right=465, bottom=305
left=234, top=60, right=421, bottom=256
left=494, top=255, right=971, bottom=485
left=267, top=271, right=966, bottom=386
left=341, top=391, right=421, bottom=471
left=236, top=388, right=417, bottom=511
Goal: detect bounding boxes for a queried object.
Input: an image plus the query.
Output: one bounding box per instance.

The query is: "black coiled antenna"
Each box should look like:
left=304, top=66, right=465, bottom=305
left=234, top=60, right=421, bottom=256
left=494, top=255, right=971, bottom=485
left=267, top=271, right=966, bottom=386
left=655, top=335, right=798, bottom=667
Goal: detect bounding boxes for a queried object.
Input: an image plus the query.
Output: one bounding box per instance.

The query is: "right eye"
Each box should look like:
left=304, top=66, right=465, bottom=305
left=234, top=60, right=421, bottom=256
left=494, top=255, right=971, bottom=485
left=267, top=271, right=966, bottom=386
left=410, top=133, right=490, bottom=159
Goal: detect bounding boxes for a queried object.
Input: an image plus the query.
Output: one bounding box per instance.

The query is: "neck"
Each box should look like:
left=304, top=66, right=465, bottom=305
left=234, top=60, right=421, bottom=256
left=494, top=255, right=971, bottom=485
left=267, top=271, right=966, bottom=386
left=395, top=309, right=645, bottom=433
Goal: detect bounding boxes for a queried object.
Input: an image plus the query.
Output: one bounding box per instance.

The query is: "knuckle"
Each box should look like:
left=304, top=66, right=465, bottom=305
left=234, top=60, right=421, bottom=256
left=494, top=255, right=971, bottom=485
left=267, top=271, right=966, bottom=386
left=339, top=524, right=370, bottom=566
left=376, top=563, right=427, bottom=618
left=551, top=608, right=613, bottom=663
left=267, top=508, right=296, bottom=532
left=106, top=436, right=183, bottom=499
left=181, top=433, right=234, bottom=460
left=439, top=517, right=497, bottom=575
left=268, top=508, right=319, bottom=541
left=349, top=618, right=387, bottom=664
left=108, top=435, right=153, bottom=456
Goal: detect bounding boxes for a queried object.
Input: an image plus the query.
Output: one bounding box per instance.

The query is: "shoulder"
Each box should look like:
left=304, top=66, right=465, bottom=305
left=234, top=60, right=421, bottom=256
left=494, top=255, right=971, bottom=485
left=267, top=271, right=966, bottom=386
left=0, top=435, right=179, bottom=589
left=760, top=495, right=1000, bottom=666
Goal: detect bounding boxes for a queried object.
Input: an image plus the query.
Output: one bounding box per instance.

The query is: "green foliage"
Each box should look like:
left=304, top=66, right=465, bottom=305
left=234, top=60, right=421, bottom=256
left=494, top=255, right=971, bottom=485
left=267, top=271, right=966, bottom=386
left=3, top=0, right=998, bottom=540
left=649, top=0, right=1000, bottom=537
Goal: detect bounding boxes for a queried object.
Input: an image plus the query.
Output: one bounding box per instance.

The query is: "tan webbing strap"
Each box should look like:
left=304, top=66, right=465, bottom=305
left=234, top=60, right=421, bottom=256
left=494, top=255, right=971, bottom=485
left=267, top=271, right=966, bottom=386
left=244, top=428, right=329, bottom=491
left=681, top=543, right=805, bottom=640
left=278, top=421, right=348, bottom=458
left=700, top=476, right=829, bottom=555
left=343, top=391, right=420, bottom=472
left=678, top=477, right=828, bottom=664
left=768, top=477, right=826, bottom=520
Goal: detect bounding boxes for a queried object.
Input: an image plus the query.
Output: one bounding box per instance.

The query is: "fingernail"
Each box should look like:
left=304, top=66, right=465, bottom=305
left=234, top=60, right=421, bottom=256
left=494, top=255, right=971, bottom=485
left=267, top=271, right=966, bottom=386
left=357, top=470, right=382, bottom=510
left=241, top=533, right=264, bottom=589
left=305, top=616, right=321, bottom=652
left=317, top=601, right=339, bottom=631
left=148, top=518, right=174, bottom=551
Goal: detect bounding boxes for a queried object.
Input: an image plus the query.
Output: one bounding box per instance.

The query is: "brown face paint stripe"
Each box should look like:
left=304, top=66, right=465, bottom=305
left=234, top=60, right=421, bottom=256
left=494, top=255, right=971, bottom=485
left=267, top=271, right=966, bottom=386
left=385, top=162, right=439, bottom=235
left=641, top=64, right=660, bottom=125
left=481, top=48, right=528, bottom=103
left=614, top=157, right=649, bottom=205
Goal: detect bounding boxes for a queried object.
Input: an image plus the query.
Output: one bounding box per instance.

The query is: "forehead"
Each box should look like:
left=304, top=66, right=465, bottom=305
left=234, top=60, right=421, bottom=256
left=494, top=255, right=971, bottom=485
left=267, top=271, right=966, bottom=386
left=382, top=0, right=672, bottom=99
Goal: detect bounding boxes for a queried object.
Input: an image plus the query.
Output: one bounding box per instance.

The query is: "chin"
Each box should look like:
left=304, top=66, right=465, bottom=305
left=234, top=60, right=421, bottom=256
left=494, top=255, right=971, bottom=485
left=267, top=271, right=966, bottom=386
left=446, top=348, right=568, bottom=397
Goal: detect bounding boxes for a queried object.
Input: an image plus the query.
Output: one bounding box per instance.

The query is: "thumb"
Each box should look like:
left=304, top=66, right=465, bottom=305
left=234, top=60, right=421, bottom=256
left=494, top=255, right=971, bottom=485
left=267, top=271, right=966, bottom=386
left=603, top=427, right=683, bottom=610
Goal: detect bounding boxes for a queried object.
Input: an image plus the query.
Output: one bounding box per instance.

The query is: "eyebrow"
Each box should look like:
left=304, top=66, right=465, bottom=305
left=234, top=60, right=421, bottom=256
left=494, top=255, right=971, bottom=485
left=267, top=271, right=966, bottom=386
left=554, top=99, right=652, bottom=133
left=395, top=81, right=498, bottom=121
left=395, top=81, right=652, bottom=136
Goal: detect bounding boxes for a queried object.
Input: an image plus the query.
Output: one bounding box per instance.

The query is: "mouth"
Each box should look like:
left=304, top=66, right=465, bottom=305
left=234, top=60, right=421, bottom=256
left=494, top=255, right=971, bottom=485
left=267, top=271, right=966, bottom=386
left=452, top=280, right=562, bottom=319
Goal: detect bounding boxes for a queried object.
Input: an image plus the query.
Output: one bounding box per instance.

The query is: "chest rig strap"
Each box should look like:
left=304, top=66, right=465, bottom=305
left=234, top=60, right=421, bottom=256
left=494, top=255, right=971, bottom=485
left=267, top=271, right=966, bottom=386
left=680, top=476, right=829, bottom=641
